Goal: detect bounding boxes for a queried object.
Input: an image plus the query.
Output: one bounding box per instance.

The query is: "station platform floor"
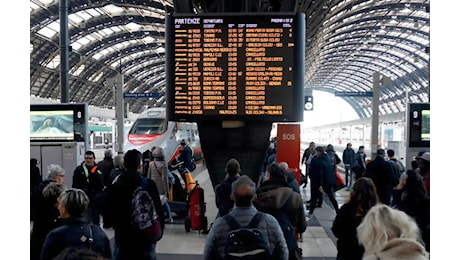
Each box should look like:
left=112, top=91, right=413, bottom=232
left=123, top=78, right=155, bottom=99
left=98, top=158, right=350, bottom=260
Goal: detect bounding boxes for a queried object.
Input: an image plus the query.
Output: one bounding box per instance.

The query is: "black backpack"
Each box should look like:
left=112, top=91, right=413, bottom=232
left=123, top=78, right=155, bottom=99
left=223, top=212, right=271, bottom=260
left=271, top=191, right=300, bottom=260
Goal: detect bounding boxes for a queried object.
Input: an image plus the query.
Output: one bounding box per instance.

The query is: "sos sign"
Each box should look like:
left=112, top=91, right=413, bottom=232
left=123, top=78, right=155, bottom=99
left=276, top=124, right=301, bottom=184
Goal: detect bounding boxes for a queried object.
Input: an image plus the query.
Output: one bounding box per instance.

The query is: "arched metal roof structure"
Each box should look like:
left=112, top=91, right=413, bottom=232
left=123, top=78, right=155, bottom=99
left=30, top=0, right=430, bottom=117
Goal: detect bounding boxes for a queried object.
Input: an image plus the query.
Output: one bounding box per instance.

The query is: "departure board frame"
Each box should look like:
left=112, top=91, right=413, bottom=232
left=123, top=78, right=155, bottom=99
left=166, top=12, right=305, bottom=122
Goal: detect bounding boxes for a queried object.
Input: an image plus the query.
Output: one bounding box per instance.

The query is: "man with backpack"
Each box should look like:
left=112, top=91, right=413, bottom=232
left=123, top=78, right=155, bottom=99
left=104, top=149, right=164, bottom=260
left=203, top=175, right=288, bottom=260
left=254, top=163, right=307, bottom=260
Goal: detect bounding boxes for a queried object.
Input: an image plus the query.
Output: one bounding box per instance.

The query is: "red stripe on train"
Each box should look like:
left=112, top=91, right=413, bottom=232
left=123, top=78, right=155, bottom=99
left=128, top=134, right=161, bottom=146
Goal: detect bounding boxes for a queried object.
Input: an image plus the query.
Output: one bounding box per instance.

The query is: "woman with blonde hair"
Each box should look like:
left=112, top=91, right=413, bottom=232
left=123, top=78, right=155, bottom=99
left=357, top=204, right=429, bottom=259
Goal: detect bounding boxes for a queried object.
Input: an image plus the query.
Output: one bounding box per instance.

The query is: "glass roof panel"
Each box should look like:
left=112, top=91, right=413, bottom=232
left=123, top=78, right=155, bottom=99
left=45, top=55, right=60, bottom=69
left=37, top=24, right=58, bottom=38
left=89, top=71, right=104, bottom=82
left=71, top=64, right=85, bottom=76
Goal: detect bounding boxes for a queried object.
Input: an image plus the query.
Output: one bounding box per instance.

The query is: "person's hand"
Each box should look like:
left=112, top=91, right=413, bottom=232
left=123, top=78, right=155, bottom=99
left=395, top=173, right=407, bottom=190
left=319, top=186, right=324, bottom=193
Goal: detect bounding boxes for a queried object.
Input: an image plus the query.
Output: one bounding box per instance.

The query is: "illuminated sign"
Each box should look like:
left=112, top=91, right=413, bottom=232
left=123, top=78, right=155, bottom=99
left=166, top=13, right=305, bottom=122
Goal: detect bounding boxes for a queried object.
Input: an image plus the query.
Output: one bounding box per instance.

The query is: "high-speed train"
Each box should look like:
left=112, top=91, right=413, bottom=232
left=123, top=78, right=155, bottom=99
left=123, top=107, right=202, bottom=163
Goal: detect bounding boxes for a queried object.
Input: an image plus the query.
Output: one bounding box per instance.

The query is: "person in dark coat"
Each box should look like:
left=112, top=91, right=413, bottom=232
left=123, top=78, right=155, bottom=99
left=307, top=146, right=339, bottom=215
left=104, top=149, right=165, bottom=260
left=178, top=139, right=193, bottom=171
left=97, top=149, right=114, bottom=188
left=364, top=149, right=399, bottom=205
left=30, top=182, right=68, bottom=260
left=393, top=170, right=430, bottom=252
left=331, top=177, right=380, bottom=260
left=254, top=163, right=307, bottom=260
left=342, top=143, right=356, bottom=190
left=31, top=164, right=67, bottom=222
left=214, top=158, right=241, bottom=217
left=279, top=162, right=300, bottom=194
left=31, top=158, right=42, bottom=194
left=72, top=151, right=104, bottom=224
left=41, top=188, right=111, bottom=260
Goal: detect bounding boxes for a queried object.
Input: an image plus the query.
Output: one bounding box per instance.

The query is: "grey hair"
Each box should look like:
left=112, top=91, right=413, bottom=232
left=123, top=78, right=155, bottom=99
left=47, top=164, right=65, bottom=179
left=104, top=149, right=113, bottom=158
left=42, top=182, right=68, bottom=202
left=113, top=154, right=124, bottom=169
left=58, top=188, right=89, bottom=217
left=357, top=204, right=423, bottom=254
left=231, top=175, right=256, bottom=197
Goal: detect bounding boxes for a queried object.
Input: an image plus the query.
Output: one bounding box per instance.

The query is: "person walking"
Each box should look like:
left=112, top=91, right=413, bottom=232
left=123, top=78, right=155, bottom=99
left=331, top=177, right=380, bottom=260
left=104, top=149, right=164, bottom=260
left=214, top=158, right=241, bottom=218
left=364, top=149, right=399, bottom=205
left=255, top=162, right=307, bottom=259
left=307, top=146, right=339, bottom=215
left=41, top=188, right=111, bottom=260
left=72, top=151, right=104, bottom=225
left=342, top=143, right=356, bottom=190
left=203, top=175, right=288, bottom=260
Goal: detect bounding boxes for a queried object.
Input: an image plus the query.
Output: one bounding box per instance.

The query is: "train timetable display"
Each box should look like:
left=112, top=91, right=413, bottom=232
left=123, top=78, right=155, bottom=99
left=166, top=13, right=305, bottom=122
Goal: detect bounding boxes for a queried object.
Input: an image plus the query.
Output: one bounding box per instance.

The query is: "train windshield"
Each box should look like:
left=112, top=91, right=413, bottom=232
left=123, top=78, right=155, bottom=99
left=130, top=118, right=167, bottom=135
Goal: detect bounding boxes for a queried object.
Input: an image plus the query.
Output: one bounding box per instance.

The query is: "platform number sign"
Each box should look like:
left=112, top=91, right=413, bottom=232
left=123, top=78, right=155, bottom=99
left=304, top=96, right=313, bottom=111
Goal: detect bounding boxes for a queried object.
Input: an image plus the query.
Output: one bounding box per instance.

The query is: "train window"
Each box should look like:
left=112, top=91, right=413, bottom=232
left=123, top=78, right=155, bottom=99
left=131, top=118, right=166, bottom=135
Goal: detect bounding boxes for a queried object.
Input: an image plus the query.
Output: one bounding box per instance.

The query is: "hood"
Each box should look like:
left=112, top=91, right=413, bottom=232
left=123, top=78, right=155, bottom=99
left=255, top=184, right=293, bottom=211
left=379, top=238, right=428, bottom=259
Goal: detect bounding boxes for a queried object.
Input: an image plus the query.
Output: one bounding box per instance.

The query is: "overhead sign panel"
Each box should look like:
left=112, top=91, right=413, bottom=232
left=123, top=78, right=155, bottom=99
left=334, top=91, right=373, bottom=97
left=165, top=12, right=306, bottom=122
left=123, top=93, right=160, bottom=99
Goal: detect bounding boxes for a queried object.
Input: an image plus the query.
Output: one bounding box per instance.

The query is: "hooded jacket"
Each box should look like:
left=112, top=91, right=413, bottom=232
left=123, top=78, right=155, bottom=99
left=254, top=179, right=307, bottom=235
left=362, top=238, right=429, bottom=260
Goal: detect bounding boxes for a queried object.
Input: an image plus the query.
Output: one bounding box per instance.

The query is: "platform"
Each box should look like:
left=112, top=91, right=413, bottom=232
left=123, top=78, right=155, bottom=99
left=98, top=157, right=350, bottom=260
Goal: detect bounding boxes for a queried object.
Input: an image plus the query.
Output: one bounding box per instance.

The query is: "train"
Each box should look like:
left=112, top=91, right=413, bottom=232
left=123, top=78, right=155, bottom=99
left=123, top=107, right=203, bottom=163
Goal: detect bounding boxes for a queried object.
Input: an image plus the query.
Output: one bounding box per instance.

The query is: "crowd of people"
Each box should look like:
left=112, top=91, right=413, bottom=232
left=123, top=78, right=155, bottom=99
left=30, top=139, right=196, bottom=260
left=30, top=139, right=430, bottom=260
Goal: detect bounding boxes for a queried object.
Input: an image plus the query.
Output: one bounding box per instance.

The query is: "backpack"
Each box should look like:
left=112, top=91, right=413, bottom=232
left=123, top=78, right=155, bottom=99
left=223, top=212, right=271, bottom=260
left=271, top=191, right=301, bottom=260
left=131, top=177, right=162, bottom=243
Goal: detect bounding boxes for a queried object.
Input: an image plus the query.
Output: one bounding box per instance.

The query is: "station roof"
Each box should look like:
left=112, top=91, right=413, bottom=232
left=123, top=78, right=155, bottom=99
left=30, top=0, right=430, bottom=118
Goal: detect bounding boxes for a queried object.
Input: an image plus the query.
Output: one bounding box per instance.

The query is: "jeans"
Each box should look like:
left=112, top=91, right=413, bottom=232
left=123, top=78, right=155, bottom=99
left=114, top=243, right=157, bottom=260
left=164, top=202, right=172, bottom=219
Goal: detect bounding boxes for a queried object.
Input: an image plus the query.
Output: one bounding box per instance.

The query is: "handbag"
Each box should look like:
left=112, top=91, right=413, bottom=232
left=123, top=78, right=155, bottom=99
left=351, top=165, right=365, bottom=178
left=333, top=168, right=345, bottom=191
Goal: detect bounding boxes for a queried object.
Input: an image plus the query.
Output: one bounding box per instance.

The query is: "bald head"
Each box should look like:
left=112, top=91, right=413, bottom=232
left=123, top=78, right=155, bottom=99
left=231, top=175, right=256, bottom=207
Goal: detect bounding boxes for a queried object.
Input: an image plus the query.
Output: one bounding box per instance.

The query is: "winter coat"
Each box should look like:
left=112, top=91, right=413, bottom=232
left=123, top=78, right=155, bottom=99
left=30, top=179, right=63, bottom=260
left=286, top=172, right=300, bottom=194
left=203, top=206, right=289, bottom=260
left=97, top=157, right=114, bottom=187
left=342, top=148, right=356, bottom=166
left=331, top=203, right=365, bottom=260
left=148, top=160, right=169, bottom=196
left=72, top=163, right=104, bottom=201
left=309, top=153, right=335, bottom=188
left=362, top=238, right=429, bottom=260
left=214, top=174, right=240, bottom=217
left=104, top=170, right=165, bottom=255
left=365, top=156, right=399, bottom=205
left=178, top=145, right=193, bottom=171
left=254, top=179, right=307, bottom=236
left=40, top=216, right=111, bottom=260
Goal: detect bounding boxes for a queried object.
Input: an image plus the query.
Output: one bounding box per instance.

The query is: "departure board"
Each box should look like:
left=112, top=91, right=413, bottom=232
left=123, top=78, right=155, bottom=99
left=166, top=13, right=305, bottom=122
